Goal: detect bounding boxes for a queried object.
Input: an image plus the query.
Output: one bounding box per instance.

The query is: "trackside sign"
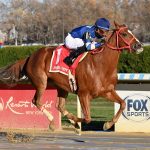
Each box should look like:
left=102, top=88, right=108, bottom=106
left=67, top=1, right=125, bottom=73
left=0, top=85, right=61, bottom=130
left=115, top=91, right=150, bottom=132
left=122, top=94, right=150, bottom=122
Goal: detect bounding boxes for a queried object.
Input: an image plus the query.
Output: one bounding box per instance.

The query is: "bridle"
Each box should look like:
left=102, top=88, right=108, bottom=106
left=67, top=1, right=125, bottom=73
left=91, top=26, right=136, bottom=54
left=106, top=26, right=135, bottom=52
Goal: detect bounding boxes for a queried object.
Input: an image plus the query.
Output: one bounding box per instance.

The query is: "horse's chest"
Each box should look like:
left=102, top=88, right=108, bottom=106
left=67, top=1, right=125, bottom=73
left=91, top=75, right=117, bottom=95
left=104, top=75, right=117, bottom=90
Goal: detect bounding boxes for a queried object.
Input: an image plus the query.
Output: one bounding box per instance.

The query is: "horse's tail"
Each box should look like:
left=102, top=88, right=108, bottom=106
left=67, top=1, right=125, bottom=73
left=0, top=57, right=29, bottom=86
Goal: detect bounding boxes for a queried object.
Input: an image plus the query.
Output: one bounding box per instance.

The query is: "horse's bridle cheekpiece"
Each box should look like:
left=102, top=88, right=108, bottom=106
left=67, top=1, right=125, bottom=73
left=106, top=27, right=135, bottom=52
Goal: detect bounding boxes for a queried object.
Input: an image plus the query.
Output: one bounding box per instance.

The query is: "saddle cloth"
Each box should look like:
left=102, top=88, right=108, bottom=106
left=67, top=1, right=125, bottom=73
left=49, top=45, right=87, bottom=76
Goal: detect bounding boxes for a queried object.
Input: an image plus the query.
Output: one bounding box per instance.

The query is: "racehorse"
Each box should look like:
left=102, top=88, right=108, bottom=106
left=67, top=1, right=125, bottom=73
left=0, top=22, right=143, bottom=131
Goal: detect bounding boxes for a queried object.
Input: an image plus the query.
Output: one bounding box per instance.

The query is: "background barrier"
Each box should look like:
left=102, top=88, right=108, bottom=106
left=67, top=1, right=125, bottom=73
left=118, top=73, right=150, bottom=81
left=115, top=73, right=150, bottom=132
left=0, top=84, right=61, bottom=130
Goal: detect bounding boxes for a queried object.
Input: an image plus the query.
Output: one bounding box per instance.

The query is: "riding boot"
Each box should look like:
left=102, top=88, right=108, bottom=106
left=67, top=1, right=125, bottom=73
left=64, top=45, right=86, bottom=66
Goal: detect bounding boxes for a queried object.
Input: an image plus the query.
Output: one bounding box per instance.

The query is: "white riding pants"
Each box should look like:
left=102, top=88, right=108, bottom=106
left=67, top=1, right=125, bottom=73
left=65, top=33, right=84, bottom=50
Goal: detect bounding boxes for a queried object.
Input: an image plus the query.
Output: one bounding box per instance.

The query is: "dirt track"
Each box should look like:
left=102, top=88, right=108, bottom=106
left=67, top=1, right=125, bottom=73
left=0, top=129, right=150, bottom=150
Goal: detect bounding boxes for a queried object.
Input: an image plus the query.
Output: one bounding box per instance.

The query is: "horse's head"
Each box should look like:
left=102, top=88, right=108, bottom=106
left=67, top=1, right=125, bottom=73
left=107, top=21, right=143, bottom=54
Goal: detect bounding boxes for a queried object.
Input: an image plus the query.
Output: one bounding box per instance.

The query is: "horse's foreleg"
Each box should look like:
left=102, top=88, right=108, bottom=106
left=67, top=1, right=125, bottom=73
left=78, top=94, right=92, bottom=124
left=103, top=90, right=126, bottom=130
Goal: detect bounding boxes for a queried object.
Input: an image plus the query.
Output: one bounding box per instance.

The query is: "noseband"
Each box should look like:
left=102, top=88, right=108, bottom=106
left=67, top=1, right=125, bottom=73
left=91, top=26, right=136, bottom=54
left=106, top=27, right=135, bottom=52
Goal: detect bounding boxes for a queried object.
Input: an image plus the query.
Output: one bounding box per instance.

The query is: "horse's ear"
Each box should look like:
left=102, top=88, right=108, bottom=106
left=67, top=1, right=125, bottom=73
left=114, top=21, right=120, bottom=29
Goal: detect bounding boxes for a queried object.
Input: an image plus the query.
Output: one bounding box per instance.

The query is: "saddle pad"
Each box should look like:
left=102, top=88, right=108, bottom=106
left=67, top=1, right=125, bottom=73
left=49, top=45, right=87, bottom=76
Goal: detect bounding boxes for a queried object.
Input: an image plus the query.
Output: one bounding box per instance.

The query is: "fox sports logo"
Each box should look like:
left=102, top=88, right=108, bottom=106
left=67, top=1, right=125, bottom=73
left=122, top=94, right=150, bottom=122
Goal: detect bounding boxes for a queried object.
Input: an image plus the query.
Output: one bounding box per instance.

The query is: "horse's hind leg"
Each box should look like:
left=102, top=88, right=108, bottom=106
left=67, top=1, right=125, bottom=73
left=103, top=90, right=126, bottom=130
left=56, top=97, right=68, bottom=116
left=31, top=73, right=55, bottom=131
left=56, top=89, right=83, bottom=128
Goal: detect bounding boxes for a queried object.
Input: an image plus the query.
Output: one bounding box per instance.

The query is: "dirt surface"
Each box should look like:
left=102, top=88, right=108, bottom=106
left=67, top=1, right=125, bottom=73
left=0, top=128, right=150, bottom=150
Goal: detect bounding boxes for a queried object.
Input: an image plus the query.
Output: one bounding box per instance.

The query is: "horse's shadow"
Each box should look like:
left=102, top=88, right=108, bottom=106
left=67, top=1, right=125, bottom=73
left=81, top=120, right=114, bottom=131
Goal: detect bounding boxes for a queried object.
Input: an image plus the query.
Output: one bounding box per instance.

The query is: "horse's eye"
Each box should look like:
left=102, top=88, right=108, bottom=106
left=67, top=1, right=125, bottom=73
left=121, top=33, right=128, bottom=37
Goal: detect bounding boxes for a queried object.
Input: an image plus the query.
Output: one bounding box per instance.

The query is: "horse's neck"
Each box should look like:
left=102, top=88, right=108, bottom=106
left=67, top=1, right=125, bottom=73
left=95, top=32, right=120, bottom=74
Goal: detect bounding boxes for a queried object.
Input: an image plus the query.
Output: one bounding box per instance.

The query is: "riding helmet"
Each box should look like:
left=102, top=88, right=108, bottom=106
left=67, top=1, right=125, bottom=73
left=95, top=18, right=110, bottom=30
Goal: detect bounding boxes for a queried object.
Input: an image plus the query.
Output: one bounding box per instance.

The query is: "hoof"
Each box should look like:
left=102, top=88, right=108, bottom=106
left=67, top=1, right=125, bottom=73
left=74, top=122, right=80, bottom=129
left=74, top=128, right=81, bottom=136
left=103, top=122, right=111, bottom=131
left=49, top=120, right=55, bottom=132
left=68, top=119, right=80, bottom=129
left=69, top=119, right=75, bottom=125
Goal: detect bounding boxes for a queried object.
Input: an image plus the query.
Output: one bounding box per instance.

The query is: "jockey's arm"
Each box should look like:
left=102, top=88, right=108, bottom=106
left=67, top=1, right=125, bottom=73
left=86, top=41, right=102, bottom=51
left=84, top=32, right=103, bottom=51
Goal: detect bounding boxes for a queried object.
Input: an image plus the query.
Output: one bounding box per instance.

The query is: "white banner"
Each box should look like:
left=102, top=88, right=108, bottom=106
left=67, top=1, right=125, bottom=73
left=115, top=91, right=150, bottom=132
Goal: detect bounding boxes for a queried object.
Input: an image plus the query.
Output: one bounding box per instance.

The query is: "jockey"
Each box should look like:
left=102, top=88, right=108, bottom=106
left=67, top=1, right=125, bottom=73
left=63, top=18, right=110, bottom=66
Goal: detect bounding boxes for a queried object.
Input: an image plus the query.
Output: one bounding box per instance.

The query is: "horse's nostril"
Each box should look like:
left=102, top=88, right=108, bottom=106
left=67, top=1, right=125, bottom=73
left=132, top=44, right=136, bottom=50
left=137, top=44, right=142, bottom=50
left=138, top=43, right=142, bottom=48
left=133, top=43, right=141, bottom=50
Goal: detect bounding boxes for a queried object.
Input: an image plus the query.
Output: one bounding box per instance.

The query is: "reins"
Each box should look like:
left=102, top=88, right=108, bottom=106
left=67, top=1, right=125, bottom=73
left=91, top=26, right=135, bottom=54
left=91, top=47, right=104, bottom=54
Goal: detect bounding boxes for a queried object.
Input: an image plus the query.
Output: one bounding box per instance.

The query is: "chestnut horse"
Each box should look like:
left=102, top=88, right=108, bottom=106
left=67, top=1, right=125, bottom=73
left=0, top=22, right=143, bottom=131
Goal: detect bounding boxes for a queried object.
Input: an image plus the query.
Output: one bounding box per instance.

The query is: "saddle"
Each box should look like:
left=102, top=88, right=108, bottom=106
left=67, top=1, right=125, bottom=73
left=49, top=45, right=87, bottom=92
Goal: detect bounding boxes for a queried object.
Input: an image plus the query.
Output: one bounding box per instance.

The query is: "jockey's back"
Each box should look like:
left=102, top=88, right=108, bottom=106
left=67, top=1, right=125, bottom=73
left=70, top=25, right=99, bottom=40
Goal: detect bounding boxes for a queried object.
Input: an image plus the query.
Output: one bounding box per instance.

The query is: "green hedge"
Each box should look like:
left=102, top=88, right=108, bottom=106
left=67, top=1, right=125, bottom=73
left=118, top=46, right=150, bottom=73
left=0, top=45, right=149, bottom=73
left=0, top=46, right=44, bottom=67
